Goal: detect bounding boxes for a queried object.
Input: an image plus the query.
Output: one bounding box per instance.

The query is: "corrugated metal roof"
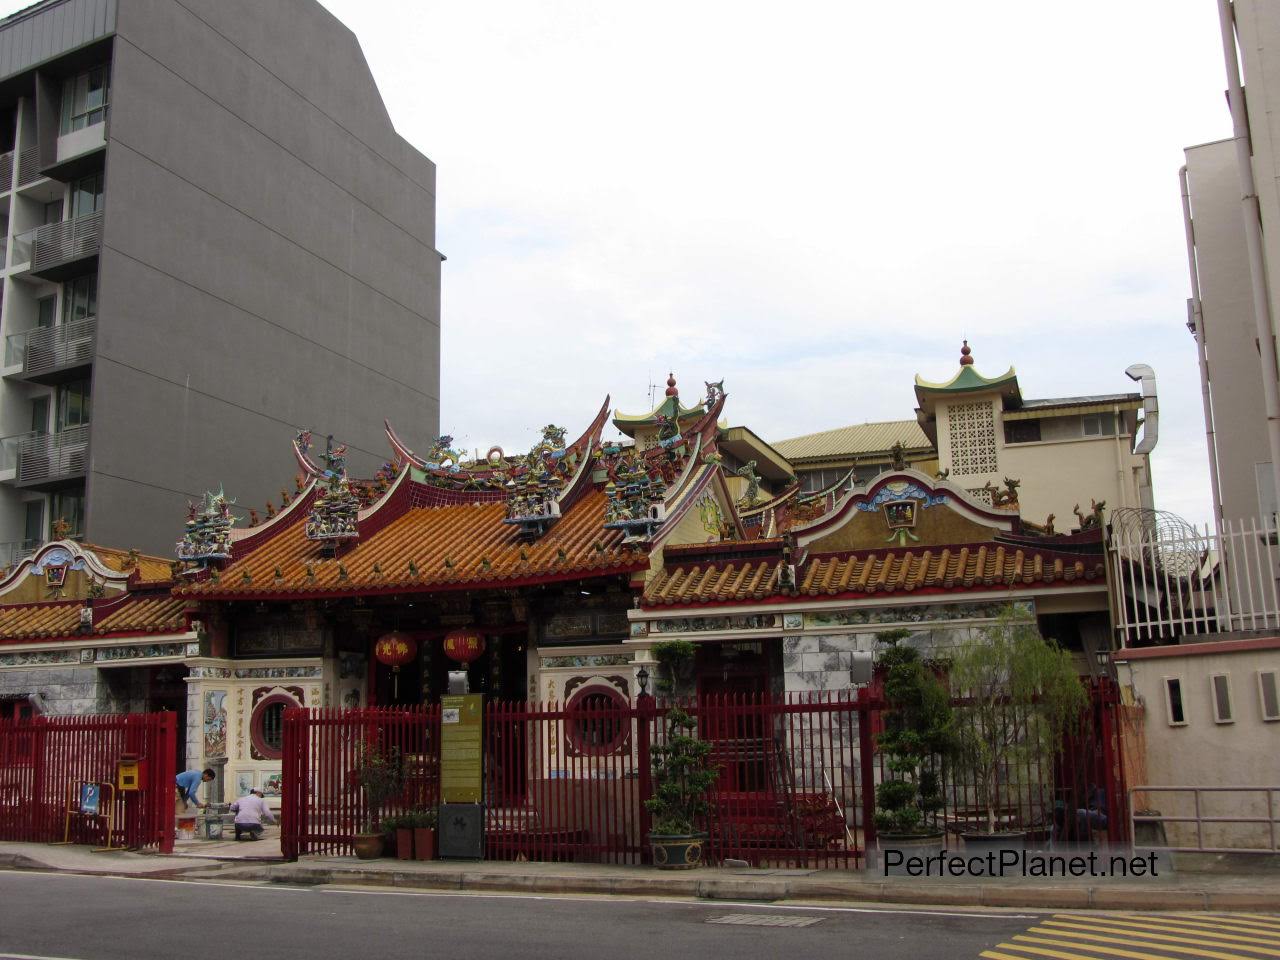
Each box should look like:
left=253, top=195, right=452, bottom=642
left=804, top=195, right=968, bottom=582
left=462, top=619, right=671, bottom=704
left=1019, top=393, right=1141, bottom=410
left=771, top=420, right=932, bottom=463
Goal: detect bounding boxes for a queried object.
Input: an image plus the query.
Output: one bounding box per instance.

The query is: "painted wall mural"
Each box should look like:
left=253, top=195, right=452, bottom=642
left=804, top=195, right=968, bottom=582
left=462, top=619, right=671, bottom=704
left=203, top=690, right=227, bottom=758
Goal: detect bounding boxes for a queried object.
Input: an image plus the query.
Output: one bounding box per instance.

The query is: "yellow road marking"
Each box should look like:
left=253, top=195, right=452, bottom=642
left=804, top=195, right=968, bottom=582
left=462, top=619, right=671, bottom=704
left=987, top=941, right=1116, bottom=960
left=1127, top=916, right=1280, bottom=940
left=1165, top=914, right=1280, bottom=933
left=1028, top=924, right=1268, bottom=960
left=1043, top=918, right=1280, bottom=955
left=982, top=952, right=1040, bottom=960
left=1016, top=933, right=1259, bottom=960
left=1047, top=915, right=1280, bottom=949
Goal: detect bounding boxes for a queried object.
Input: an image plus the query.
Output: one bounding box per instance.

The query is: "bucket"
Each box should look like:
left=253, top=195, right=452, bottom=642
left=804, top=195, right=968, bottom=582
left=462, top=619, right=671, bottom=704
left=177, top=816, right=197, bottom=840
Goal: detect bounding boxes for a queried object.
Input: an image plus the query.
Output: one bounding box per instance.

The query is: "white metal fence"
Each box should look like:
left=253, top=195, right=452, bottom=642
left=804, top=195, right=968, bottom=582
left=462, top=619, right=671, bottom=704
left=1107, top=517, right=1280, bottom=645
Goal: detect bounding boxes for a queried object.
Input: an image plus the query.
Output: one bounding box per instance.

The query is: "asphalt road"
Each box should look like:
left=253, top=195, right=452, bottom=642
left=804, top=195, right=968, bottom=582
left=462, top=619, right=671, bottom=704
left=0, top=871, right=1039, bottom=960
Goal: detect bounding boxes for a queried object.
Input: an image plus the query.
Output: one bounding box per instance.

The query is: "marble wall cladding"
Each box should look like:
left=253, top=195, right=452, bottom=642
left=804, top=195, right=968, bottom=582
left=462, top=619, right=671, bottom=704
left=0, top=666, right=118, bottom=716
left=783, top=623, right=993, bottom=695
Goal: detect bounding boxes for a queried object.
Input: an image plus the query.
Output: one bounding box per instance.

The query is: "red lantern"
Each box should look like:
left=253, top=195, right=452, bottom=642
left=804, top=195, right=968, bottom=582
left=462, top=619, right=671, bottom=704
left=443, top=628, right=486, bottom=664
left=375, top=631, right=417, bottom=667
left=375, top=631, right=417, bottom=699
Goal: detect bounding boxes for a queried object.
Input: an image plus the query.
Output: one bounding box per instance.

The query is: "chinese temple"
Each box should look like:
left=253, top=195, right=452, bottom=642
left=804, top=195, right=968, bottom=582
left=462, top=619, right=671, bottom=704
left=161, top=375, right=1113, bottom=791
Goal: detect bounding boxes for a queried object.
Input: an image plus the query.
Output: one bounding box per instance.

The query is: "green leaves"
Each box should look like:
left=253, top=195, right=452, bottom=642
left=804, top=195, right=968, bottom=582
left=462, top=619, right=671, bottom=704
left=872, top=628, right=955, bottom=835
left=645, top=704, right=719, bottom=836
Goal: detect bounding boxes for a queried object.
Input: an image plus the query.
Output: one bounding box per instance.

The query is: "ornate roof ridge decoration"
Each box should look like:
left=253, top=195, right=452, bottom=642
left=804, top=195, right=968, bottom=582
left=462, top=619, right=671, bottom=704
left=787, top=468, right=1018, bottom=549
left=297, top=431, right=361, bottom=544
left=611, top=374, right=710, bottom=436
left=601, top=380, right=729, bottom=545
left=176, top=487, right=237, bottom=565
left=0, top=540, right=135, bottom=600
left=384, top=397, right=612, bottom=500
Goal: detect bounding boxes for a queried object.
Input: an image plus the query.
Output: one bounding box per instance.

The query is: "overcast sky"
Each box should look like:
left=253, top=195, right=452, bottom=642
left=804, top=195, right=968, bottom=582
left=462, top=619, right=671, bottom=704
left=5, top=0, right=1233, bottom=525
left=314, top=0, right=1230, bottom=526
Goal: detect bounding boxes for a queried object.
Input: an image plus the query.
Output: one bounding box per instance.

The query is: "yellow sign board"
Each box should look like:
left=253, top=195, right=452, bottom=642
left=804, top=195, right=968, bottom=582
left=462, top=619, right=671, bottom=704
left=440, top=693, right=483, bottom=803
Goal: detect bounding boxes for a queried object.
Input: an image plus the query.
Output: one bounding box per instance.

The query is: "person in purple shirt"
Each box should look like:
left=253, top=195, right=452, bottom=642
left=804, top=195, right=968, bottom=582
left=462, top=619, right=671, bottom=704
left=230, top=788, right=276, bottom=841
left=175, top=768, right=214, bottom=812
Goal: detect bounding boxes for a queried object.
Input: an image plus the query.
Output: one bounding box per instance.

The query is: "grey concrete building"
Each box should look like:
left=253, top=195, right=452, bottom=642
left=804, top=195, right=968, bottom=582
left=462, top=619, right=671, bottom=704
left=0, top=0, right=441, bottom=561
left=1182, top=0, right=1280, bottom=527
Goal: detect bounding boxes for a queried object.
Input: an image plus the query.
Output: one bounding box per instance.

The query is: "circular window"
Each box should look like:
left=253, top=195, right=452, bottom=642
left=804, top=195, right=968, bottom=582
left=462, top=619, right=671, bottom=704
left=250, top=693, right=298, bottom=760
left=566, top=687, right=629, bottom=757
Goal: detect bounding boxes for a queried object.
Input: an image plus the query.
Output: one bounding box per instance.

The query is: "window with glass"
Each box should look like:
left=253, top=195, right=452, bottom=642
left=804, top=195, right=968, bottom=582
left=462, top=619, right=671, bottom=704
left=56, top=379, right=90, bottom=431
left=1081, top=413, right=1116, bottom=437
left=62, top=275, right=97, bottom=324
left=71, top=173, right=104, bottom=219
left=36, top=296, right=56, bottom=329
left=22, top=500, right=43, bottom=544
left=43, top=200, right=63, bottom=226
left=1004, top=419, right=1042, bottom=444
left=51, top=490, right=84, bottom=538
left=60, top=65, right=110, bottom=134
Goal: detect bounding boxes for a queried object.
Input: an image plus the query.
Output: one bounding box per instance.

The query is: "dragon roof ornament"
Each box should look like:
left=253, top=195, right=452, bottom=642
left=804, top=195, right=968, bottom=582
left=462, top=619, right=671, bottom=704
left=177, top=486, right=236, bottom=564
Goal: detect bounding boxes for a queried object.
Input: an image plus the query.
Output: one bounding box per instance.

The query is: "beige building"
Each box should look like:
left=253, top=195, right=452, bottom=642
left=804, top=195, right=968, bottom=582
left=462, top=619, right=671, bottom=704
left=1113, top=639, right=1280, bottom=850
left=775, top=343, right=1156, bottom=533
left=1182, top=0, right=1280, bottom=527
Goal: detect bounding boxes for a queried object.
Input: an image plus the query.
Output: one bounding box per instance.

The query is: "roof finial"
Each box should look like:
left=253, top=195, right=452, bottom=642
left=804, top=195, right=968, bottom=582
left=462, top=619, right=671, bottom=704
left=665, top=372, right=678, bottom=398
left=959, top=340, right=974, bottom=366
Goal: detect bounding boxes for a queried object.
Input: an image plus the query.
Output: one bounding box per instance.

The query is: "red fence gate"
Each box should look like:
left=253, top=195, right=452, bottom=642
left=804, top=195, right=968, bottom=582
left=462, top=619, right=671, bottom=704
left=280, top=681, right=1126, bottom=867
left=0, top=712, right=176, bottom=851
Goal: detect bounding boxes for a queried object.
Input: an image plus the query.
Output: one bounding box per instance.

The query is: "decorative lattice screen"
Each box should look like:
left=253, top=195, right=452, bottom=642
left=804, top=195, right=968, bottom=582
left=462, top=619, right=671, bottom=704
left=947, top=401, right=997, bottom=476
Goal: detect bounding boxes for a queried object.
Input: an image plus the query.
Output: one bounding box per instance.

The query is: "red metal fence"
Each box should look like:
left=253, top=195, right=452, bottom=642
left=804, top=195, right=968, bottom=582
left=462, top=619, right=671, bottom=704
left=280, top=705, right=441, bottom=859
left=280, top=680, right=1126, bottom=866
left=0, top=712, right=176, bottom=851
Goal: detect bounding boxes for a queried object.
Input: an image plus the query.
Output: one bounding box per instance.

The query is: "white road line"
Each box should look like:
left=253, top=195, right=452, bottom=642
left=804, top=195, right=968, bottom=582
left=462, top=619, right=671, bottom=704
left=0, top=953, right=90, bottom=960
left=318, top=886, right=1039, bottom=919
left=0, top=871, right=309, bottom=892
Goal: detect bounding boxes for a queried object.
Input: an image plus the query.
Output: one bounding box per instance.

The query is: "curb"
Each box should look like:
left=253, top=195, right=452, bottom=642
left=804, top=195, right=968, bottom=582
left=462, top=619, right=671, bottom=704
left=244, top=863, right=1277, bottom=912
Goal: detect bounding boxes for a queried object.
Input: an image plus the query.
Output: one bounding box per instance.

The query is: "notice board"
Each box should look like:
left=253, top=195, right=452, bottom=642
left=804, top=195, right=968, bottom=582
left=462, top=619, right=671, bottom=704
left=440, top=693, right=483, bottom=803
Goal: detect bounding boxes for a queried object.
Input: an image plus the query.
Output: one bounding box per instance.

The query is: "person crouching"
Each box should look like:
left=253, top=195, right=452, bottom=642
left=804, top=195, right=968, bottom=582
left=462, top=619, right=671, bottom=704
left=230, top=787, right=275, bottom=841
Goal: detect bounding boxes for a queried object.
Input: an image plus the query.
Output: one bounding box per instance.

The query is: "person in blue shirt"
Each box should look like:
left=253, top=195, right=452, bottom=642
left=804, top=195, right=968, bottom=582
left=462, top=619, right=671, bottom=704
left=175, top=768, right=215, bottom=812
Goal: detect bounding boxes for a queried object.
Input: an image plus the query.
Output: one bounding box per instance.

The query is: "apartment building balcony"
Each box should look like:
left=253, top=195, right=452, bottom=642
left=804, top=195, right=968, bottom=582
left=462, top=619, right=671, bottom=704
left=43, top=124, right=107, bottom=183
left=10, top=210, right=102, bottom=280
left=4, top=318, right=95, bottom=384
left=0, top=538, right=40, bottom=570
left=1, top=425, right=91, bottom=490
left=0, top=151, right=13, bottom=193
left=16, top=145, right=42, bottom=189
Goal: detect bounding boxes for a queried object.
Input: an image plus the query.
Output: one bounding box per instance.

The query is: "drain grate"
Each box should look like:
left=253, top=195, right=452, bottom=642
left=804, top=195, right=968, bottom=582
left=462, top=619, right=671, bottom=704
left=706, top=914, right=825, bottom=928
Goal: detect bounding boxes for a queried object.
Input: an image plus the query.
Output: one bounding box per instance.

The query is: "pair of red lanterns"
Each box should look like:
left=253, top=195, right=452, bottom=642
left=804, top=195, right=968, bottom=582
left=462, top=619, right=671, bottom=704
left=373, top=628, right=486, bottom=668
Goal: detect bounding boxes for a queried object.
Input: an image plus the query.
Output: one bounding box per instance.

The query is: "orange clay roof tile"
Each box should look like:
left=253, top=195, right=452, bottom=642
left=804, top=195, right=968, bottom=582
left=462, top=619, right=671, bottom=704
left=178, top=489, right=645, bottom=599
left=643, top=544, right=1103, bottom=606
left=0, top=593, right=189, bottom=642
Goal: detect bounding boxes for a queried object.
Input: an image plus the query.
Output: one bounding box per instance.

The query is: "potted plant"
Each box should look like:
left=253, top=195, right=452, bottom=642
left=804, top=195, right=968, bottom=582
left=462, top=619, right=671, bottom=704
left=411, top=807, right=437, bottom=861
left=645, top=705, right=718, bottom=868
left=873, top=629, right=955, bottom=863
left=644, top=639, right=718, bottom=869
left=948, top=607, right=1087, bottom=852
left=381, top=814, right=413, bottom=860
left=352, top=740, right=403, bottom=859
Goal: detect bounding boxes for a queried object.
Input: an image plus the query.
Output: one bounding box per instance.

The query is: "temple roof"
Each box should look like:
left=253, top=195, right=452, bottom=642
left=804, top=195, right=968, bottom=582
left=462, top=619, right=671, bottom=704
left=643, top=542, right=1104, bottom=607
left=177, top=487, right=647, bottom=600
left=612, top=374, right=708, bottom=437
left=0, top=594, right=190, bottom=642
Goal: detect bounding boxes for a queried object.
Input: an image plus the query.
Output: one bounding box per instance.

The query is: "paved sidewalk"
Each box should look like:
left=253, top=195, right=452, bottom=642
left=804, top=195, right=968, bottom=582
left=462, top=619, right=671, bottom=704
left=1, top=841, right=1277, bottom=911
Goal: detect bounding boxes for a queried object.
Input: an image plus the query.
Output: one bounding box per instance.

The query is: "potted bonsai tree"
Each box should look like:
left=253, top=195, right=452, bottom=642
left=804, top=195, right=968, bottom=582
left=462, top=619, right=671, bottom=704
left=411, top=806, right=437, bottom=861
left=873, top=628, right=955, bottom=864
left=645, top=705, right=718, bottom=868
left=948, top=607, right=1087, bottom=852
left=645, top=639, right=718, bottom=869
left=352, top=740, right=402, bottom=859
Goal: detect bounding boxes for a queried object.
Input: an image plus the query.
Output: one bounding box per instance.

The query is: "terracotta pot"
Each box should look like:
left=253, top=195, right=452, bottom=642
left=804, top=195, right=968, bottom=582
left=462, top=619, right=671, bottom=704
left=396, top=828, right=414, bottom=860
left=414, top=827, right=436, bottom=861
left=352, top=833, right=384, bottom=860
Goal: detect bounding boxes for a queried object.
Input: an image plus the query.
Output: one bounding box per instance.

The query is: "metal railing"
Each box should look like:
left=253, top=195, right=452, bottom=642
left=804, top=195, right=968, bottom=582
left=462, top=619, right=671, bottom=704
left=3, top=318, right=96, bottom=376
left=0, top=538, right=41, bottom=569
left=1130, top=786, right=1280, bottom=853
left=0, top=151, right=12, bottom=192
left=16, top=423, right=89, bottom=484
left=27, top=211, right=103, bottom=273
left=16, top=145, right=40, bottom=186
left=1108, top=516, right=1280, bottom=645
